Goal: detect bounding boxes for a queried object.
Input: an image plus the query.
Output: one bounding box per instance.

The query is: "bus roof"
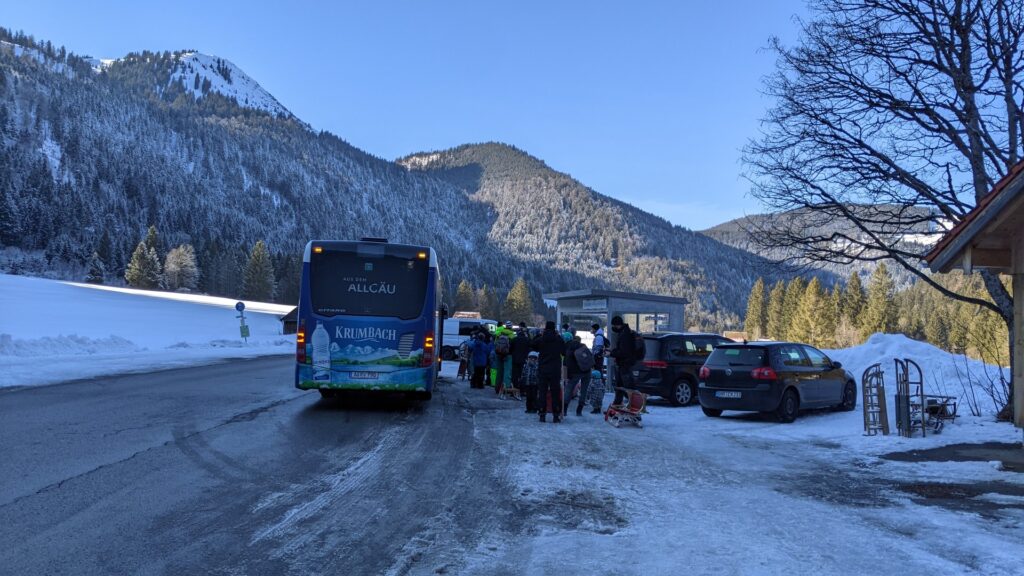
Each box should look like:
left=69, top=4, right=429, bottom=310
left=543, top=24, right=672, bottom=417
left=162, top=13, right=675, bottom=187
left=303, top=240, right=438, bottom=268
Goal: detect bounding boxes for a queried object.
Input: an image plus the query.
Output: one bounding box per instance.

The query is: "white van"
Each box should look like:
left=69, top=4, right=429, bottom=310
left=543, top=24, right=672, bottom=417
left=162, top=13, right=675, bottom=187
left=441, top=318, right=497, bottom=360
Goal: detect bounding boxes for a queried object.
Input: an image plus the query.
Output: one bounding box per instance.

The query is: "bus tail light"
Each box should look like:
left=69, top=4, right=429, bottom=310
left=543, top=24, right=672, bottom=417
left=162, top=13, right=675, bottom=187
left=296, top=319, right=306, bottom=364
left=422, top=331, right=435, bottom=367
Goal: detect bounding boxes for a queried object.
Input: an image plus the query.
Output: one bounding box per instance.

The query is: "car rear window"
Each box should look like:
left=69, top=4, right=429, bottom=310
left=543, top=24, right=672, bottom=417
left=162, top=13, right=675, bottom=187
left=644, top=337, right=662, bottom=360
left=707, top=346, right=767, bottom=367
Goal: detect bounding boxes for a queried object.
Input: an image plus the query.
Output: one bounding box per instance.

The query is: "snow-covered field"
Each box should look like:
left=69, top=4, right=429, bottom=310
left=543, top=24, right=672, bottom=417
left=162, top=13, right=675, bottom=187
left=0, top=274, right=294, bottom=387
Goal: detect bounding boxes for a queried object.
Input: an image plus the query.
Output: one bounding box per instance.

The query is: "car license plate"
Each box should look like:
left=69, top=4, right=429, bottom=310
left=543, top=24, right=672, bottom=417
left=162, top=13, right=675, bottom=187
left=716, top=391, right=741, bottom=399
left=350, top=371, right=378, bottom=380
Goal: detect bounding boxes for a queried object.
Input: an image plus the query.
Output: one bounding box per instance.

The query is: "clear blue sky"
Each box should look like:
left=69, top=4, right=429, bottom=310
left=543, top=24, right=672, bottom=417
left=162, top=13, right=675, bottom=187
left=4, top=1, right=806, bottom=230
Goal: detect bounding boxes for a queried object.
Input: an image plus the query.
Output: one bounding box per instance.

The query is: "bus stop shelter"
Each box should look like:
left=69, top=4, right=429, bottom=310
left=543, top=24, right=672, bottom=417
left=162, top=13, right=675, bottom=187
left=926, top=161, right=1024, bottom=429
left=542, top=288, right=687, bottom=335
left=543, top=289, right=688, bottom=387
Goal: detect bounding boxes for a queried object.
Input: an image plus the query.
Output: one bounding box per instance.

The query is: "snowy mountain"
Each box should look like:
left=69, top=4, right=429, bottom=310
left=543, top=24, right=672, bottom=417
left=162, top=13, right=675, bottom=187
left=0, top=27, right=792, bottom=330
left=168, top=52, right=294, bottom=119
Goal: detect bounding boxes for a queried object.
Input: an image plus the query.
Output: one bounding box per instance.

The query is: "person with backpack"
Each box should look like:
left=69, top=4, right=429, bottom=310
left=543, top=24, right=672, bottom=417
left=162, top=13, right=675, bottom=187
left=563, top=335, right=595, bottom=417
left=590, top=323, right=608, bottom=372
left=492, top=321, right=515, bottom=395
left=606, top=315, right=643, bottom=406
left=510, top=321, right=531, bottom=393
left=467, top=332, right=493, bottom=390
left=532, top=320, right=566, bottom=423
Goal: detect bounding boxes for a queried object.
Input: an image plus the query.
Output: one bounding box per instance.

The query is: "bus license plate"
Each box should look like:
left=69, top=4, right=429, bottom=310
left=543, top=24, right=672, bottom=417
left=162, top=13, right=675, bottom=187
left=350, top=371, right=379, bottom=380
left=716, top=391, right=741, bottom=399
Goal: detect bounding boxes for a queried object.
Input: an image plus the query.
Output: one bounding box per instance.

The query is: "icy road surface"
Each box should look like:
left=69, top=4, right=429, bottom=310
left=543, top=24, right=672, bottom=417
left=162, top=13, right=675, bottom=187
left=1, top=359, right=1022, bottom=575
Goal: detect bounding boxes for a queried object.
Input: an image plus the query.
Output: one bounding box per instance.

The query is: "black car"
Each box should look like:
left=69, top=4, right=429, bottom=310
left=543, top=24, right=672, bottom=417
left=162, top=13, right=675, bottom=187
left=632, top=332, right=734, bottom=406
left=697, top=341, right=857, bottom=423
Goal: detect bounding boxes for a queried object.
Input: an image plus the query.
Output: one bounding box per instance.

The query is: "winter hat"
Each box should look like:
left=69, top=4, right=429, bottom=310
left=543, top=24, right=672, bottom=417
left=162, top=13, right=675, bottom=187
left=504, top=321, right=513, bottom=328
left=528, top=351, right=539, bottom=358
left=591, top=369, right=602, bottom=378
left=545, top=320, right=556, bottom=330
left=591, top=323, right=600, bottom=330
left=611, top=316, right=624, bottom=326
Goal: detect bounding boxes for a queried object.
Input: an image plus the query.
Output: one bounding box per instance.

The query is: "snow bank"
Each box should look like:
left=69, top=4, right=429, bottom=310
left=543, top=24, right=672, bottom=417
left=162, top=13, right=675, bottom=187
left=827, top=333, right=1009, bottom=415
left=0, top=274, right=294, bottom=387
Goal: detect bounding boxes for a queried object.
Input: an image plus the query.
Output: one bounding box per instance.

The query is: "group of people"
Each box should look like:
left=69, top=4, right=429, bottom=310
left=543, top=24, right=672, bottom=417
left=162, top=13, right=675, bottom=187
left=459, top=315, right=642, bottom=424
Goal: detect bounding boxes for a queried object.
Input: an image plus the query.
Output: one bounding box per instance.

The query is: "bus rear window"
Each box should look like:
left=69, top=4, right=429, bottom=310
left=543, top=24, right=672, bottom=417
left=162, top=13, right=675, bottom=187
left=707, top=347, right=767, bottom=367
left=310, top=250, right=428, bottom=319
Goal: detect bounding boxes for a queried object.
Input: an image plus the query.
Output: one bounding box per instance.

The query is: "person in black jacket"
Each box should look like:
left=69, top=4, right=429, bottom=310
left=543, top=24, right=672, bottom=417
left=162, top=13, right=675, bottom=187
left=532, top=320, right=566, bottom=423
left=563, top=335, right=593, bottom=417
left=510, top=322, right=532, bottom=410
left=607, top=315, right=638, bottom=406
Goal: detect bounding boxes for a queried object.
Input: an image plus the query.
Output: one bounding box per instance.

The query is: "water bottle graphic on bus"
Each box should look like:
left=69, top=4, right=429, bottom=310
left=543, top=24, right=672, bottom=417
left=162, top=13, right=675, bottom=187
left=312, top=321, right=331, bottom=382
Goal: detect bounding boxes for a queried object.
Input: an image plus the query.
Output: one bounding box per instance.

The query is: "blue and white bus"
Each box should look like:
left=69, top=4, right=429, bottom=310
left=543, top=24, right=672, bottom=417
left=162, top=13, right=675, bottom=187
left=295, top=238, right=442, bottom=399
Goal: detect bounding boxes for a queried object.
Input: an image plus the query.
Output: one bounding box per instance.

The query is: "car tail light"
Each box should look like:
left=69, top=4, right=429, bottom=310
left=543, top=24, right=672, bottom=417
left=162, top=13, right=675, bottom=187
left=751, top=366, right=778, bottom=380
left=296, top=319, right=306, bottom=364
left=421, top=331, right=435, bottom=367
left=642, top=360, right=668, bottom=369
left=699, top=366, right=710, bottom=379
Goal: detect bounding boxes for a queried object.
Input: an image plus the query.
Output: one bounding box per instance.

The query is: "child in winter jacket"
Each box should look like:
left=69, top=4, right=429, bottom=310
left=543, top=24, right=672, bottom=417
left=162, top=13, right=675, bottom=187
left=587, top=369, right=606, bottom=413
left=521, top=352, right=540, bottom=413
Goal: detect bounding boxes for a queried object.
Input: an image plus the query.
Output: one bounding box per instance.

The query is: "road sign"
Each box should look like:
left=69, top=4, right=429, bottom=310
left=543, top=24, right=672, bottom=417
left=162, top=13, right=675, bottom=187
left=235, top=301, right=245, bottom=312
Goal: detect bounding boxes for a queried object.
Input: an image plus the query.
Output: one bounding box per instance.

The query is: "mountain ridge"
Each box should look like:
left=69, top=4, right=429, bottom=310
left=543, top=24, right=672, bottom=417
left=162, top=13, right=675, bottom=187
left=0, top=27, right=792, bottom=330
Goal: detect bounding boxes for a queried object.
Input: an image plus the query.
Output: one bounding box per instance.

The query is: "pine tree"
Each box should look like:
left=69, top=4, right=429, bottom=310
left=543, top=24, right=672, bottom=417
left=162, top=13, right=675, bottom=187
left=860, top=263, right=897, bottom=340
left=478, top=285, right=499, bottom=320
left=502, top=277, right=534, bottom=324
left=843, top=271, right=865, bottom=325
left=791, top=277, right=821, bottom=344
left=144, top=225, right=159, bottom=253
left=743, top=277, right=767, bottom=340
left=163, top=244, right=199, bottom=291
left=84, top=251, right=105, bottom=284
left=924, top=310, right=949, bottom=350
left=124, top=241, right=161, bottom=289
left=242, top=240, right=276, bottom=301
left=454, top=279, right=476, bottom=312
left=766, top=280, right=786, bottom=340
left=782, top=277, right=807, bottom=340
left=821, top=283, right=840, bottom=348
left=0, top=185, right=19, bottom=246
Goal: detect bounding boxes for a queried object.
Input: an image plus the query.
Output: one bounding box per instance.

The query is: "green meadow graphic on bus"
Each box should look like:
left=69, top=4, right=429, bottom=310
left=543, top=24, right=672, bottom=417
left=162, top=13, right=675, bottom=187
left=298, top=320, right=429, bottom=390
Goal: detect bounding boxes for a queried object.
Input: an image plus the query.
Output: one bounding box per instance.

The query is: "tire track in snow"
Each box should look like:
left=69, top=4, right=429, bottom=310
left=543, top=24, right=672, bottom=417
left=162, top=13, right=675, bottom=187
left=249, top=420, right=405, bottom=556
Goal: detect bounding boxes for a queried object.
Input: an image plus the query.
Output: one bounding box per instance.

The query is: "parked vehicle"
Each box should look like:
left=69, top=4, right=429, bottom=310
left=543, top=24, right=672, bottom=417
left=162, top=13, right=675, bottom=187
left=631, top=332, right=734, bottom=406
left=697, top=341, right=857, bottom=423
left=441, top=317, right=497, bottom=360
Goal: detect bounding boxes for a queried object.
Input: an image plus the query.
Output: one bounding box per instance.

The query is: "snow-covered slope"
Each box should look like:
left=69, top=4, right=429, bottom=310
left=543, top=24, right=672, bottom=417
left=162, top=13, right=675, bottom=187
left=169, top=52, right=293, bottom=118
left=0, top=274, right=293, bottom=387
left=827, top=333, right=1009, bottom=415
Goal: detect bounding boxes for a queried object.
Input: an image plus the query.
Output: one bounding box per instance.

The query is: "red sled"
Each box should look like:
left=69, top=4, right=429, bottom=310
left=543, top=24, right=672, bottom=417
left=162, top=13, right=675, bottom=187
left=605, top=388, right=647, bottom=428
